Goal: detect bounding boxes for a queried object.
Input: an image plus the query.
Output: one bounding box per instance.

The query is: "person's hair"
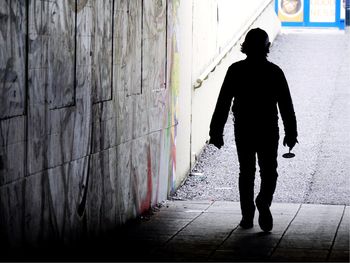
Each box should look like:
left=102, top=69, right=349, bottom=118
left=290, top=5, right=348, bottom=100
left=241, top=28, right=270, bottom=57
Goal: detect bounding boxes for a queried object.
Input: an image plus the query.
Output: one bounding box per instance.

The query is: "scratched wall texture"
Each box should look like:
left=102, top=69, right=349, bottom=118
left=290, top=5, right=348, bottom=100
left=0, top=0, right=177, bottom=246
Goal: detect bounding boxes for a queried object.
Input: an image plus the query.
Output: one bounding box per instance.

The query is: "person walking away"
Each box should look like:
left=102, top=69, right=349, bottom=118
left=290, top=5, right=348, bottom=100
left=209, top=28, right=298, bottom=232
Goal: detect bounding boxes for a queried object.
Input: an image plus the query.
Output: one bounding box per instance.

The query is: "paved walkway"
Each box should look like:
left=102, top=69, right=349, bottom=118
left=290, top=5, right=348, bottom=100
left=112, top=201, right=349, bottom=262
left=11, top=201, right=346, bottom=262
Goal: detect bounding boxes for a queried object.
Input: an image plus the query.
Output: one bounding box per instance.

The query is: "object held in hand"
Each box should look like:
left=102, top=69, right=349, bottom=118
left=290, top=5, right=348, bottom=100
left=282, top=149, right=295, bottom=158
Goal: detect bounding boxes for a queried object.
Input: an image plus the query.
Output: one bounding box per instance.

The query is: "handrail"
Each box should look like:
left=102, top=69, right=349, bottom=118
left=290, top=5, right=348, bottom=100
left=193, top=0, right=274, bottom=89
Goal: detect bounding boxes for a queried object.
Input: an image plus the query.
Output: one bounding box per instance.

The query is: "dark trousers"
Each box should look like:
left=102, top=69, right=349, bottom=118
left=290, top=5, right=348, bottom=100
left=235, top=126, right=279, bottom=220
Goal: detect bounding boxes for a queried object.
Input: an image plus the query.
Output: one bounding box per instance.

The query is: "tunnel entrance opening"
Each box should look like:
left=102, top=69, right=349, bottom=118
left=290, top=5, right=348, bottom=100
left=173, top=28, right=350, bottom=207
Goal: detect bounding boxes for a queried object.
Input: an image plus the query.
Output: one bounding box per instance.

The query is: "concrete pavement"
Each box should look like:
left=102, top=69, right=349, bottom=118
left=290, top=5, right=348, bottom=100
left=118, top=200, right=349, bottom=262
left=6, top=200, right=347, bottom=262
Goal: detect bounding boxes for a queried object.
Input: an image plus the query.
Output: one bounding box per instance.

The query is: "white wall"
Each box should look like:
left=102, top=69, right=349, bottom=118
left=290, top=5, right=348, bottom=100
left=172, top=0, right=193, bottom=188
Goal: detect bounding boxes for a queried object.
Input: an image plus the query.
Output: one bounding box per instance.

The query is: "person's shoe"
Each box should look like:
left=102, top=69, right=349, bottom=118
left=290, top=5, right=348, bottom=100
left=239, top=218, right=254, bottom=229
left=256, top=197, right=273, bottom=232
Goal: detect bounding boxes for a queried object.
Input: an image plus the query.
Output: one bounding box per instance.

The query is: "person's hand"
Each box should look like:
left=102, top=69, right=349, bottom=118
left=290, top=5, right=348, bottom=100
left=208, top=136, right=224, bottom=149
left=283, top=135, right=298, bottom=150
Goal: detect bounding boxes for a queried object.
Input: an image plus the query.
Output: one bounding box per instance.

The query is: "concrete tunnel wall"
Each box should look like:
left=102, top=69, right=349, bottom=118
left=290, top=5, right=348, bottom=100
left=0, top=0, right=280, bottom=246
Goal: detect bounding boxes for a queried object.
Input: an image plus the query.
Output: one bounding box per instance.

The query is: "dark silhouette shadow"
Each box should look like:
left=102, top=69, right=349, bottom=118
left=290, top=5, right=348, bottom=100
left=256, top=231, right=272, bottom=237
left=209, top=28, right=298, bottom=233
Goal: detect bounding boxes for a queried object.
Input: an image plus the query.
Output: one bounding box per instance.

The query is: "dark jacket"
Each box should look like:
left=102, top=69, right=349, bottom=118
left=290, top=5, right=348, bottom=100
left=209, top=57, right=297, bottom=141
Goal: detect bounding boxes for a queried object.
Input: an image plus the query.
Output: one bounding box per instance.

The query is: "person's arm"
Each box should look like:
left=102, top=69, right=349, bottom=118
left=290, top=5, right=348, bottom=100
left=209, top=66, right=235, bottom=149
left=277, top=68, right=298, bottom=149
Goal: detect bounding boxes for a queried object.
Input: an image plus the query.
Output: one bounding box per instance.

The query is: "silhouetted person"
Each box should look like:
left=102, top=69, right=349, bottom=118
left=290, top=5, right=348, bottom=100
left=209, top=28, right=298, bottom=232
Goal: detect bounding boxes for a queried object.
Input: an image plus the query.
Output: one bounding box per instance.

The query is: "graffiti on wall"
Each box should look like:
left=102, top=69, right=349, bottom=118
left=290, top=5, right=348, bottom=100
left=0, top=0, right=178, bottom=246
